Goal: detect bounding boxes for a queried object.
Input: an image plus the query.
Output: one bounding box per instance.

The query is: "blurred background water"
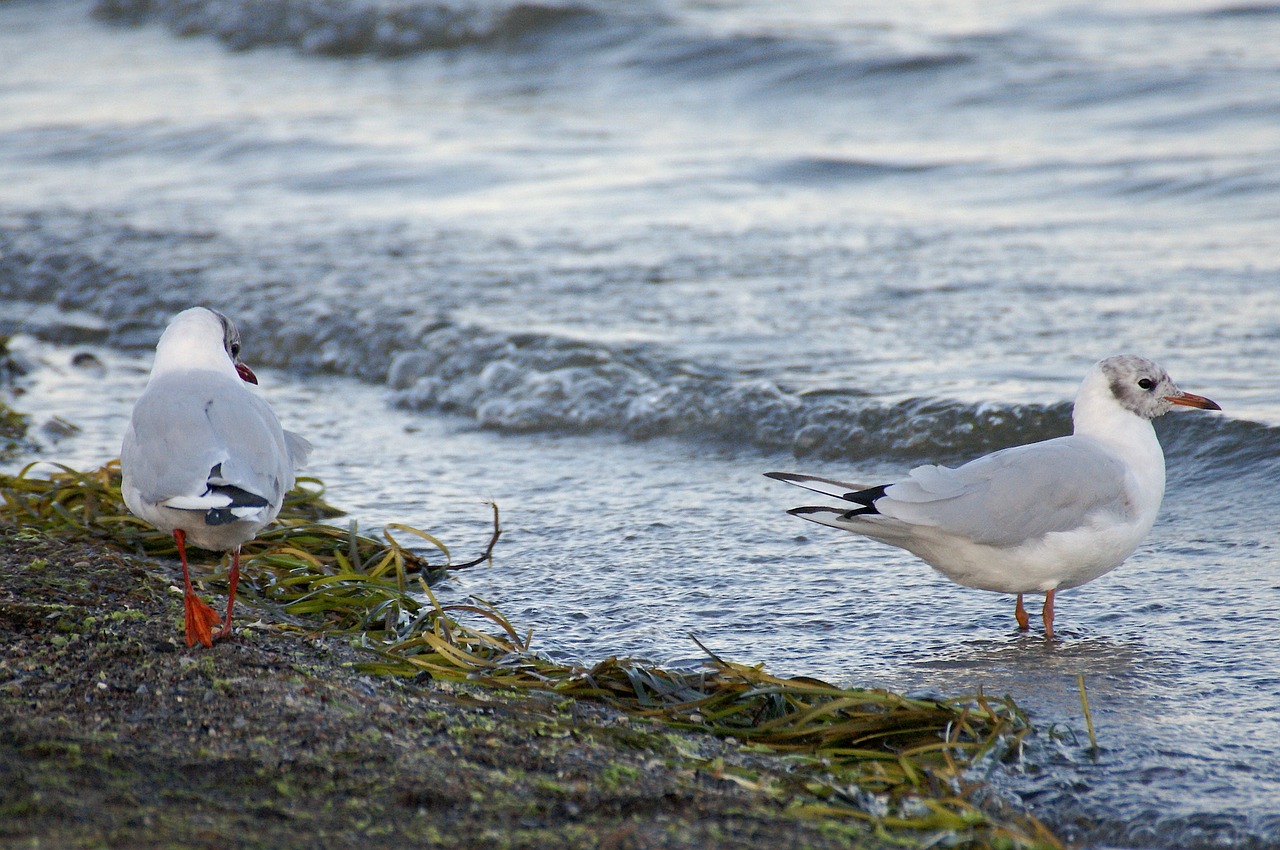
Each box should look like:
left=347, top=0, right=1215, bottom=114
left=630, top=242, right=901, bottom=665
left=3, top=0, right=1280, bottom=845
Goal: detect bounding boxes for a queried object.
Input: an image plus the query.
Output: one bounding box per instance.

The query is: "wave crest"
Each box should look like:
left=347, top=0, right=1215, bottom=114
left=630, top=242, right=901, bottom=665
left=92, top=0, right=598, bottom=56
left=384, top=321, right=1078, bottom=460
left=0, top=214, right=1270, bottom=472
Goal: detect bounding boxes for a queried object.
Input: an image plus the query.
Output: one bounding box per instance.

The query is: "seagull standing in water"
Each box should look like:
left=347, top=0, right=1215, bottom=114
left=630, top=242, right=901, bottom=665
left=122, top=307, right=311, bottom=648
left=767, top=355, right=1220, bottom=639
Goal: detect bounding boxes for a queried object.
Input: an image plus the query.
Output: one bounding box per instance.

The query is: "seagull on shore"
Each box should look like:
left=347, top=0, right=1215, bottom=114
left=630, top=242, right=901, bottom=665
left=767, top=355, right=1220, bottom=639
left=122, top=307, right=311, bottom=648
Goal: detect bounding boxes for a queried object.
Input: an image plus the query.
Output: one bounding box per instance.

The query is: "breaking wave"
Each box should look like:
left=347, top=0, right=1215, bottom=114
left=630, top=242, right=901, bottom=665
left=1, top=212, right=1271, bottom=476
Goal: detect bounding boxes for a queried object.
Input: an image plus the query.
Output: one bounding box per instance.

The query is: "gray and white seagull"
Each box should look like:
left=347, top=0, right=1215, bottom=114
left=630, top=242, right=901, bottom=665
left=767, top=355, right=1220, bottom=639
left=122, top=306, right=311, bottom=648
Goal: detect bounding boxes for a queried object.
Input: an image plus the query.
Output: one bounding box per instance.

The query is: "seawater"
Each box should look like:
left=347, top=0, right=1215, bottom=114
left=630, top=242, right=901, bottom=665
left=3, top=0, right=1280, bottom=846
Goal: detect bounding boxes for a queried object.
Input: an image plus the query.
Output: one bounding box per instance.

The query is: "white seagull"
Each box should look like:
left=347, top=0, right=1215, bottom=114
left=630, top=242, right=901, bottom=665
left=767, top=355, right=1220, bottom=639
left=122, top=307, right=311, bottom=648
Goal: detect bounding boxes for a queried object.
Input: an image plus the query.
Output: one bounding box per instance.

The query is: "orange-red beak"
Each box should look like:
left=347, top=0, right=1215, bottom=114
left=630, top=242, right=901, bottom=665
left=1167, top=390, right=1221, bottom=411
left=235, top=362, right=259, bottom=385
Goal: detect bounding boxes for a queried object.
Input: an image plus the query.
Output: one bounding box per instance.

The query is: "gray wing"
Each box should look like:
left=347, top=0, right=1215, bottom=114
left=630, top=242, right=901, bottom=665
left=874, top=436, right=1134, bottom=546
left=123, top=372, right=297, bottom=507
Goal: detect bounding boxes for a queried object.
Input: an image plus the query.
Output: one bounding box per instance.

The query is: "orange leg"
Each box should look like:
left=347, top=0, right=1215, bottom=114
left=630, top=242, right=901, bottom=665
left=176, top=529, right=219, bottom=649
left=1042, top=589, right=1056, bottom=640
left=1014, top=593, right=1030, bottom=632
left=215, top=547, right=241, bottom=642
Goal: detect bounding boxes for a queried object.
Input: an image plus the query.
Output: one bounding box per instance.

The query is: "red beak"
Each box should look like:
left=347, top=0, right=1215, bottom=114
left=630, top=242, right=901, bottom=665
left=235, top=362, right=259, bottom=385
left=1167, top=390, right=1220, bottom=411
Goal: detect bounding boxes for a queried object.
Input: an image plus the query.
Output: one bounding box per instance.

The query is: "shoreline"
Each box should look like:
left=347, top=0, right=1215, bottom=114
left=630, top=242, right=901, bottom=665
left=0, top=529, right=899, bottom=849
left=0, top=381, right=1053, bottom=849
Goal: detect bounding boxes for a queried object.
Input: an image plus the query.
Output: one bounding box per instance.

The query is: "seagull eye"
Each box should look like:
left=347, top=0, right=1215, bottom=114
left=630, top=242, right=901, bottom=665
left=1137, top=377, right=1155, bottom=391
left=230, top=342, right=241, bottom=358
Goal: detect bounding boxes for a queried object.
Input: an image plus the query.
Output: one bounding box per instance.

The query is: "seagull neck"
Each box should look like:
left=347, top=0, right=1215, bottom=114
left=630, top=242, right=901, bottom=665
left=150, top=335, right=237, bottom=381
left=1073, top=399, right=1157, bottom=449
left=1072, top=394, right=1166, bottom=498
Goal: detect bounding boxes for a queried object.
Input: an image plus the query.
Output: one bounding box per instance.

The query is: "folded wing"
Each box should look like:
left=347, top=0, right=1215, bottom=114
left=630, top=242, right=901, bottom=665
left=772, top=436, right=1135, bottom=548
left=123, top=372, right=302, bottom=518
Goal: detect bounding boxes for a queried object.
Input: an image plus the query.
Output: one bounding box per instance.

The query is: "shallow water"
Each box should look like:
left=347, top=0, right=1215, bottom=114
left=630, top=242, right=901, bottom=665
left=4, top=0, right=1280, bottom=845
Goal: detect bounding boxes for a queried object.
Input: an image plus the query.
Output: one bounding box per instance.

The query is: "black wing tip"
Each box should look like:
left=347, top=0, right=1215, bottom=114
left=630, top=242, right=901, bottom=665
left=843, top=483, right=889, bottom=509
left=205, top=508, right=239, bottom=526
left=769, top=471, right=888, bottom=508
left=787, top=506, right=839, bottom=517
left=207, top=483, right=270, bottom=509
left=766, top=471, right=833, bottom=486
left=788, top=504, right=878, bottom=521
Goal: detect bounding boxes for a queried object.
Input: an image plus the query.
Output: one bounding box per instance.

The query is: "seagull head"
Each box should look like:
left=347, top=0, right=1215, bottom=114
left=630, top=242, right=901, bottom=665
left=153, top=306, right=258, bottom=384
left=1095, top=354, right=1220, bottom=421
left=210, top=309, right=259, bottom=385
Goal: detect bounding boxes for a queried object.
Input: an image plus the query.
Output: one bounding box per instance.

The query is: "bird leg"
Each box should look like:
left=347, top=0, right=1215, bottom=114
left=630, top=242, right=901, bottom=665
left=1042, top=589, right=1056, bottom=640
left=1014, top=593, right=1030, bottom=632
left=215, top=547, right=241, bottom=642
left=175, top=529, right=219, bottom=649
